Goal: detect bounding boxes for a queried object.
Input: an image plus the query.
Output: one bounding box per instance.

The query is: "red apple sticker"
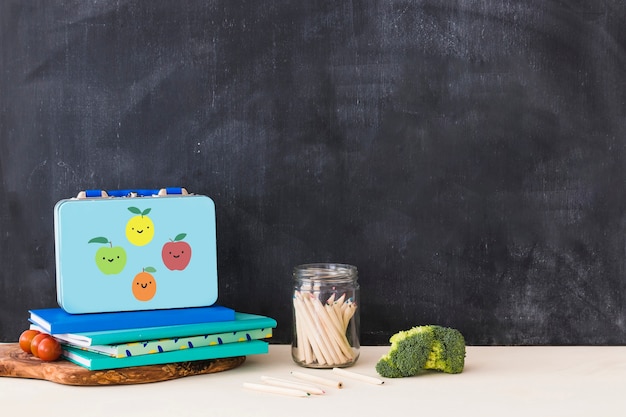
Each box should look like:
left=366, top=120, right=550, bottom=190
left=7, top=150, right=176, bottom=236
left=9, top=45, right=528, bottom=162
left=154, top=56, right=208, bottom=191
left=162, top=233, right=192, bottom=271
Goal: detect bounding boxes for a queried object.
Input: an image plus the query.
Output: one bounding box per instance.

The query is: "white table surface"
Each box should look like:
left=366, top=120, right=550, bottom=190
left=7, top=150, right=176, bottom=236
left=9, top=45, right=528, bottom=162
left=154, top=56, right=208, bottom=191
left=2, top=344, right=625, bottom=416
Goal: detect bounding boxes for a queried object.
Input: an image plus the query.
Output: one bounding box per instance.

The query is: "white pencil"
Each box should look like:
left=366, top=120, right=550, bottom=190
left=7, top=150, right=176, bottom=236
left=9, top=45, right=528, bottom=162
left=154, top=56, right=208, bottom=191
left=290, top=370, right=343, bottom=389
left=260, top=376, right=326, bottom=395
left=332, top=367, right=385, bottom=385
left=243, top=382, right=310, bottom=397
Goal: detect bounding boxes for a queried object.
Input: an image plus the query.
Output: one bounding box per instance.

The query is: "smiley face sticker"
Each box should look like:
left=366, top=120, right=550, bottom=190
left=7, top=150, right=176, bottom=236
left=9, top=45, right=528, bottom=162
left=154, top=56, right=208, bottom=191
left=132, top=266, right=157, bottom=301
left=88, top=237, right=127, bottom=275
left=126, top=207, right=155, bottom=246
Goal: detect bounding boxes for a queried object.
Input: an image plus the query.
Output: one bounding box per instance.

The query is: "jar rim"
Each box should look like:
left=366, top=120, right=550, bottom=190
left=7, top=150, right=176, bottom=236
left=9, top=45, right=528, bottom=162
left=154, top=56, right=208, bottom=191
left=293, top=263, right=357, bottom=281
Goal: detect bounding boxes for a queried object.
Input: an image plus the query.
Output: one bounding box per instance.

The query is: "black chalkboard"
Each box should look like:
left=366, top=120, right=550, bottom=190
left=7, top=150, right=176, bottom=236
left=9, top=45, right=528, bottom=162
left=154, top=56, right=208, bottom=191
left=2, top=1, right=626, bottom=345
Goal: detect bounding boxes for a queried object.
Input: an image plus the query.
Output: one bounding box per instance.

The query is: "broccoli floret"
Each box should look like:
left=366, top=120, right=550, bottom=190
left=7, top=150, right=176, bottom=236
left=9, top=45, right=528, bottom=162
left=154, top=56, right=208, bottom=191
left=375, top=326, right=435, bottom=377
left=423, top=326, right=466, bottom=374
left=375, top=325, right=465, bottom=378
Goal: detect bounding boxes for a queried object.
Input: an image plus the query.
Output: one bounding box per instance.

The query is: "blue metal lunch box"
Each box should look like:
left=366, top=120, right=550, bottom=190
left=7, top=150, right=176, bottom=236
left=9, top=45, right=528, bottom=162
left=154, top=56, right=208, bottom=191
left=53, top=188, right=219, bottom=314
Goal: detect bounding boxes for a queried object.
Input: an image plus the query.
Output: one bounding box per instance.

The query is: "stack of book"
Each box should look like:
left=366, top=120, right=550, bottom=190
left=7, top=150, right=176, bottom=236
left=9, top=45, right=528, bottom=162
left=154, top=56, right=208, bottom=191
left=28, top=305, right=276, bottom=371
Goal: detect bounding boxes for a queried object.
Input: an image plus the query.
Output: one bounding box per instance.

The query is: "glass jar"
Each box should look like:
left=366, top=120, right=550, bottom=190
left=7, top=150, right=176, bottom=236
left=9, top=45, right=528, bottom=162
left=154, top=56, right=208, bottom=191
left=291, top=263, right=360, bottom=368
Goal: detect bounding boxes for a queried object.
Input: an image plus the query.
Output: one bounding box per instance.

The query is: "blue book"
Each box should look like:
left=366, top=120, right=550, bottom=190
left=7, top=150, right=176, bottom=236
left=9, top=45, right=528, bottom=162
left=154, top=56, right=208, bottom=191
left=29, top=305, right=235, bottom=334
left=37, top=312, right=277, bottom=347
left=62, top=339, right=268, bottom=371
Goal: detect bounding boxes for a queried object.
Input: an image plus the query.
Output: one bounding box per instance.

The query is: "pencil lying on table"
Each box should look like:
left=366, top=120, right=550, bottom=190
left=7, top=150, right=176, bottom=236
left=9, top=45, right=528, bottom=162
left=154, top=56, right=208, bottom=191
left=290, top=370, right=343, bottom=389
left=260, top=376, right=326, bottom=395
left=243, top=382, right=310, bottom=398
left=332, top=367, right=385, bottom=385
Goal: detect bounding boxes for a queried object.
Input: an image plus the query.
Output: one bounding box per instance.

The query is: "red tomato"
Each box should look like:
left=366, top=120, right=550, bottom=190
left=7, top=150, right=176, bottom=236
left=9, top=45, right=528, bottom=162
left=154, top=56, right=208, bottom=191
left=37, top=336, right=62, bottom=361
left=19, top=329, right=40, bottom=353
left=30, top=333, right=51, bottom=357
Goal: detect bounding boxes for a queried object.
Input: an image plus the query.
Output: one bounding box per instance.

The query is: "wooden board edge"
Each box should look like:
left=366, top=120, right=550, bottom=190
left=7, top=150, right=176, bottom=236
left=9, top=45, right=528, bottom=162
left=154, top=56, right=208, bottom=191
left=0, top=343, right=246, bottom=386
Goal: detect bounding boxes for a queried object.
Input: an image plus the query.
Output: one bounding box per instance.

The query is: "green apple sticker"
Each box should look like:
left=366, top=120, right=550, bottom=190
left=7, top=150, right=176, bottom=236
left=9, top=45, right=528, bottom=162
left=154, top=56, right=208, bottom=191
left=88, top=237, right=127, bottom=275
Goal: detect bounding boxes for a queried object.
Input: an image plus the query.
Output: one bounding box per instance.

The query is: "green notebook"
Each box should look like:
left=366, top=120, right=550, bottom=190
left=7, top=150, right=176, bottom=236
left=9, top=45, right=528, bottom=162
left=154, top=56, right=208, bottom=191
left=62, top=339, right=269, bottom=371
left=63, top=327, right=272, bottom=358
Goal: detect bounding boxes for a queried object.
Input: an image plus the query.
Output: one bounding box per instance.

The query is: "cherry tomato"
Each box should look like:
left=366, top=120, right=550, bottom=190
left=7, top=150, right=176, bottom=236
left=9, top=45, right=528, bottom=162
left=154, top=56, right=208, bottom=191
left=19, top=329, right=41, bottom=353
left=37, top=336, right=62, bottom=361
left=30, top=333, right=51, bottom=357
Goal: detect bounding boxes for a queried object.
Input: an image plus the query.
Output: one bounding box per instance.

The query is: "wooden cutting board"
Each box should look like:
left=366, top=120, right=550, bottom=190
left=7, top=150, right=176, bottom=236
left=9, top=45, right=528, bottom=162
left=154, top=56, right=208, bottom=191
left=0, top=343, right=245, bottom=386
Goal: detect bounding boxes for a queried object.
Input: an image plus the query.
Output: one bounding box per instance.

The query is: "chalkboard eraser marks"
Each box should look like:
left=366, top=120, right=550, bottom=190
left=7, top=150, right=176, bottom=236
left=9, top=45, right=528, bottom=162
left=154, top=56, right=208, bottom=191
left=76, top=188, right=189, bottom=199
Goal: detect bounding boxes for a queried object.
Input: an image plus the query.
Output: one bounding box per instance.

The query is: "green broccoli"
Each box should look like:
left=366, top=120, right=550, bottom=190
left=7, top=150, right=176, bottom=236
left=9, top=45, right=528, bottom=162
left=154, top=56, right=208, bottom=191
left=423, top=325, right=466, bottom=374
left=375, top=325, right=465, bottom=378
left=375, top=326, right=435, bottom=377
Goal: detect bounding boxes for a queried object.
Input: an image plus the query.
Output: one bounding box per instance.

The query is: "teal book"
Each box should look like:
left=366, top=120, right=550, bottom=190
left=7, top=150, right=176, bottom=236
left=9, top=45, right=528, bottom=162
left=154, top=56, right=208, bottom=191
left=29, top=305, right=235, bottom=334
left=36, top=312, right=277, bottom=347
left=61, top=327, right=273, bottom=358
left=62, top=339, right=269, bottom=371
